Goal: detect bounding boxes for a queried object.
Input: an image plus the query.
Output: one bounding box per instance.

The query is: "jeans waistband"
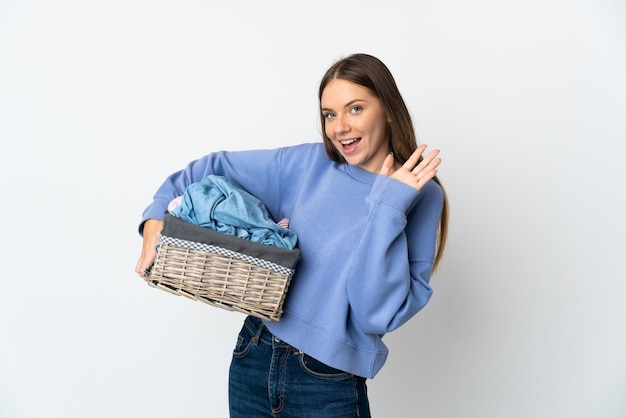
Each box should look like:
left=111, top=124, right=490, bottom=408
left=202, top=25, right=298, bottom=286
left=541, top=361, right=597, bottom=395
left=244, top=315, right=298, bottom=350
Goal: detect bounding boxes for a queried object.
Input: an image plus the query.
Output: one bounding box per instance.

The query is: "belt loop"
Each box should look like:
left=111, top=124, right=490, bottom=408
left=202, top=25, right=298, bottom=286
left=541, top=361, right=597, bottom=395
left=253, top=316, right=265, bottom=345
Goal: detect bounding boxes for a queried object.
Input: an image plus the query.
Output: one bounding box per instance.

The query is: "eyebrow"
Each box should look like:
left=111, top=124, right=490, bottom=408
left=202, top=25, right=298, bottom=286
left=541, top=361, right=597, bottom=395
left=321, top=98, right=368, bottom=113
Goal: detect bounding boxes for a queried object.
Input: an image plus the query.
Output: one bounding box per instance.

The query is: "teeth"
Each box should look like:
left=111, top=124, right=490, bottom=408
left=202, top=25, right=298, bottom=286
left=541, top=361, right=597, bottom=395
left=340, top=139, right=358, bottom=145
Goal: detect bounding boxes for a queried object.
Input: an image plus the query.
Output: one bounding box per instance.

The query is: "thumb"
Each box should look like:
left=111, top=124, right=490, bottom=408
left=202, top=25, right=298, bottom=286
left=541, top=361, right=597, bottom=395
left=379, top=153, right=394, bottom=177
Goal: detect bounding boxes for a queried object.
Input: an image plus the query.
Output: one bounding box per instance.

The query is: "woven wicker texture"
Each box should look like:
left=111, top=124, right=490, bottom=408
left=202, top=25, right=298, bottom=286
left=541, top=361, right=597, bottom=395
left=148, top=239, right=294, bottom=321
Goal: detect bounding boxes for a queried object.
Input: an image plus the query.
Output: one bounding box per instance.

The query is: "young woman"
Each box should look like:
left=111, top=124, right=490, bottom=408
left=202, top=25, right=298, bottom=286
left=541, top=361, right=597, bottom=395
left=135, top=53, right=448, bottom=417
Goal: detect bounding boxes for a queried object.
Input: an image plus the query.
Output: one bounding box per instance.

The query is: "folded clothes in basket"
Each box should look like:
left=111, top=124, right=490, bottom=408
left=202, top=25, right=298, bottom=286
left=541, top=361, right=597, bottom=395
left=169, top=175, right=297, bottom=250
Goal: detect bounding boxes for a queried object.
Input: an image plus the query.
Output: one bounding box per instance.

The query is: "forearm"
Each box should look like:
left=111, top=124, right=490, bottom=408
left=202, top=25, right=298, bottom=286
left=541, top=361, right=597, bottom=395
left=346, top=176, right=442, bottom=334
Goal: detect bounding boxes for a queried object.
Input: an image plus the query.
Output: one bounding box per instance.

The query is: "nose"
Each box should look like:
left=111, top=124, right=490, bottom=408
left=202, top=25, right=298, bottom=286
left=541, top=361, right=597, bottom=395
left=334, top=114, right=350, bottom=135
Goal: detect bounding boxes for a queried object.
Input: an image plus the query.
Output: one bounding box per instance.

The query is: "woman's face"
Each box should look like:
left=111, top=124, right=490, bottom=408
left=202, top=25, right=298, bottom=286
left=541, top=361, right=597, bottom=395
left=321, top=78, right=390, bottom=173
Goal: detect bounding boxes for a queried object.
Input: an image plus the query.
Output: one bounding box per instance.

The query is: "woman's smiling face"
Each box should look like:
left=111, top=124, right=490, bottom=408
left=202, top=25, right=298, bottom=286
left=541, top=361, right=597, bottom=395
left=321, top=79, right=391, bottom=173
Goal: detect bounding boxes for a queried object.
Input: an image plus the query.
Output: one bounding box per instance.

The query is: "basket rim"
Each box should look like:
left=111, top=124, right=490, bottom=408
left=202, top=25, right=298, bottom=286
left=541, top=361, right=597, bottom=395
left=161, top=213, right=301, bottom=269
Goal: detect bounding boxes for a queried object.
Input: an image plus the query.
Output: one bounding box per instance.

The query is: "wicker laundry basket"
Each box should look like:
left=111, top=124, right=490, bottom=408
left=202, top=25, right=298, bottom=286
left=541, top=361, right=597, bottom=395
left=146, top=214, right=300, bottom=321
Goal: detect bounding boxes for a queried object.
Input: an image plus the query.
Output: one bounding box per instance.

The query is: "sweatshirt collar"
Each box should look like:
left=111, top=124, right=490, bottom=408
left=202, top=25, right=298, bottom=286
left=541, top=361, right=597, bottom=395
left=343, top=163, right=378, bottom=184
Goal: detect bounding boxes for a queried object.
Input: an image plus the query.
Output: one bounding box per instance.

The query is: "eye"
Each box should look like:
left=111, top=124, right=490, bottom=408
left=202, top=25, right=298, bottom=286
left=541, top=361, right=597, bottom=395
left=350, top=105, right=363, bottom=114
left=323, top=112, right=336, bottom=120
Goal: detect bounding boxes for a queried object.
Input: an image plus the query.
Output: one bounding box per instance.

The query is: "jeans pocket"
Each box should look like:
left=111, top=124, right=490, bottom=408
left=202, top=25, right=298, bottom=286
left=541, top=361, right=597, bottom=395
left=298, top=354, right=353, bottom=381
left=232, top=317, right=260, bottom=359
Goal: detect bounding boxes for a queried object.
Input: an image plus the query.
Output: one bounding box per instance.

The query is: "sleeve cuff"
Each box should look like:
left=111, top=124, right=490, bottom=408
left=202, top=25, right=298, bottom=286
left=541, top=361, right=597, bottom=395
left=367, top=175, right=420, bottom=214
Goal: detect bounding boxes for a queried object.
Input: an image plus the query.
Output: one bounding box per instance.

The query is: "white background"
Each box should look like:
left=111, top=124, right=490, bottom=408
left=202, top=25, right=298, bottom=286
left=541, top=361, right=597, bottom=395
left=1, top=1, right=625, bottom=417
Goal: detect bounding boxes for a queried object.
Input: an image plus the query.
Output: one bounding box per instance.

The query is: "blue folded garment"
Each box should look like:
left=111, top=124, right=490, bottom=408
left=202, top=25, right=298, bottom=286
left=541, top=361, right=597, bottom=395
left=170, top=175, right=298, bottom=250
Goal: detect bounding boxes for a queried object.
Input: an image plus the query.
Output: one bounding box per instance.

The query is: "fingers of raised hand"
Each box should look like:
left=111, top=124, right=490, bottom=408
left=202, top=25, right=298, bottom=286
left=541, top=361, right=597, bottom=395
left=412, top=149, right=441, bottom=175
left=409, top=147, right=441, bottom=190
left=403, top=144, right=427, bottom=170
left=416, top=160, right=440, bottom=189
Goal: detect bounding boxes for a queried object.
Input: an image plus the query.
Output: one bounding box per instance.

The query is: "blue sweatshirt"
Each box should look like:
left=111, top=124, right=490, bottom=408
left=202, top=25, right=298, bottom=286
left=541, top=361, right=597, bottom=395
left=140, top=143, right=444, bottom=378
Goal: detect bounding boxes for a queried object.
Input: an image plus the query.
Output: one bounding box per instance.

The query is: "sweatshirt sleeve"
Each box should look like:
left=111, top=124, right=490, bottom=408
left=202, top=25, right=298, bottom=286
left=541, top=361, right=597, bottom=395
left=138, top=148, right=286, bottom=236
left=346, top=175, right=444, bottom=334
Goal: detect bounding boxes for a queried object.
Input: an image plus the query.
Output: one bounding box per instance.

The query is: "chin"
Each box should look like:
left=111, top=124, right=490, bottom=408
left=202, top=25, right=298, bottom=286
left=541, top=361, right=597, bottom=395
left=343, top=156, right=361, bottom=166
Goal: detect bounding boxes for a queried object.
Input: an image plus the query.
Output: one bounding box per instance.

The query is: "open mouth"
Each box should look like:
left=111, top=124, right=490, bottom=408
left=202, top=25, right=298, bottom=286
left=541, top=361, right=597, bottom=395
left=339, top=138, right=361, bottom=152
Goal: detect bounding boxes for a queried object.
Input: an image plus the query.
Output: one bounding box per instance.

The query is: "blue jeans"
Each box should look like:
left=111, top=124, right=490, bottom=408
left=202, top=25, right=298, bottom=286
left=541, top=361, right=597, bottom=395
left=228, top=316, right=371, bottom=418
